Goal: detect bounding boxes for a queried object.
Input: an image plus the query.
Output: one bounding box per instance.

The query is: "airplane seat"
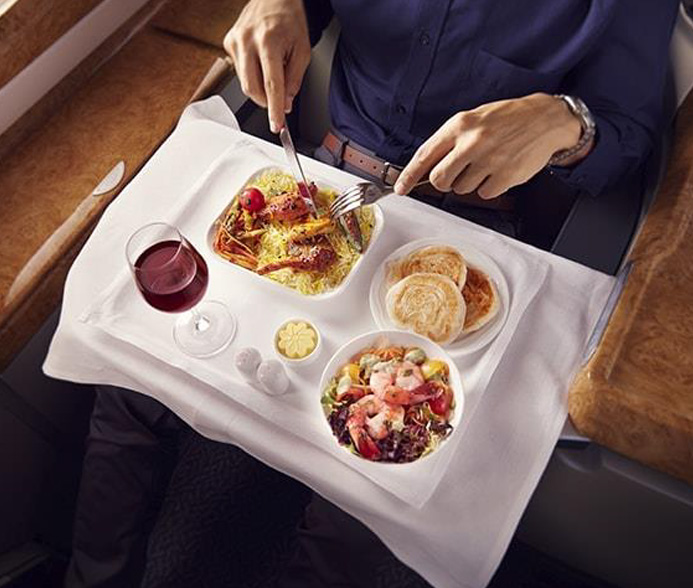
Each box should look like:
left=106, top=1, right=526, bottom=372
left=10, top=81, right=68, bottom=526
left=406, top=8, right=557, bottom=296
left=297, top=20, right=340, bottom=147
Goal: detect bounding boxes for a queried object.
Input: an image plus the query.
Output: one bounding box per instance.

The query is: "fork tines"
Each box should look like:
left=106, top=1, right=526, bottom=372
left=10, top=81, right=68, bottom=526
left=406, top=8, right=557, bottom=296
left=329, top=186, right=365, bottom=219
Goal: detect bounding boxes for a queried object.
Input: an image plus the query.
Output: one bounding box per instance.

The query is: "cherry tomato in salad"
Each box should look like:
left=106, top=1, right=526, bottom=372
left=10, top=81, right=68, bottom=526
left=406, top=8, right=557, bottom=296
left=356, top=432, right=381, bottom=460
left=428, top=384, right=453, bottom=419
left=240, top=187, right=265, bottom=213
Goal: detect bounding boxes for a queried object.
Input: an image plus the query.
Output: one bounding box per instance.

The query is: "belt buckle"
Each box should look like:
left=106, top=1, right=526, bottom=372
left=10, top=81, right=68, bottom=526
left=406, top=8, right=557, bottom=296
left=380, top=161, right=394, bottom=186
left=335, top=136, right=347, bottom=164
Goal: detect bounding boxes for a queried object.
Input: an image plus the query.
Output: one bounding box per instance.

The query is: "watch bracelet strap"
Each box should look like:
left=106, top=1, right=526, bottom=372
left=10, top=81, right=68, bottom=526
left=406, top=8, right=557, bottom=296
left=548, top=95, right=595, bottom=166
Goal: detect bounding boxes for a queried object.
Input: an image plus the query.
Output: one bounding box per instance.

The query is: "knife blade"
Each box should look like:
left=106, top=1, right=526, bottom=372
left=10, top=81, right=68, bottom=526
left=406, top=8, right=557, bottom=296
left=92, top=160, right=125, bottom=195
left=279, top=126, right=318, bottom=217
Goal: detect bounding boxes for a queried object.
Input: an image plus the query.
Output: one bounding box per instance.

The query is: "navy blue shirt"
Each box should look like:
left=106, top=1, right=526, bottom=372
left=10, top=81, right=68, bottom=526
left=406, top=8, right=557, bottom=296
left=304, top=0, right=678, bottom=196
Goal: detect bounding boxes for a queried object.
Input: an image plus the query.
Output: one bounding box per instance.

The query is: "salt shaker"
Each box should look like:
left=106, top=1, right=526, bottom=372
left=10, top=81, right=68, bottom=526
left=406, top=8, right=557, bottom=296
left=256, top=359, right=290, bottom=396
left=234, top=347, right=262, bottom=382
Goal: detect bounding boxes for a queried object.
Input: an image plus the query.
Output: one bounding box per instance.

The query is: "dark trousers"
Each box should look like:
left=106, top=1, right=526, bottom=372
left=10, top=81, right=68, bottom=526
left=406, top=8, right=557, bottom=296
left=277, top=495, right=429, bottom=588
left=66, top=387, right=316, bottom=588
left=65, top=387, right=182, bottom=588
left=67, top=389, right=422, bottom=588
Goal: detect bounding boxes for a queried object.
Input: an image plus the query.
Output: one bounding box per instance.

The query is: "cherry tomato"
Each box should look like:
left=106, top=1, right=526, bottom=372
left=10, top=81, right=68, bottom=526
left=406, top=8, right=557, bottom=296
left=429, top=385, right=453, bottom=419
left=356, top=432, right=381, bottom=460
left=240, top=187, right=265, bottom=213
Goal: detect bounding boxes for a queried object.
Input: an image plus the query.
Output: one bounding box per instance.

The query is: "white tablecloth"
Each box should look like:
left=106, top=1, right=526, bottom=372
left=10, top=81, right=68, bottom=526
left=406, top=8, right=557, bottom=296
left=44, top=97, right=615, bottom=588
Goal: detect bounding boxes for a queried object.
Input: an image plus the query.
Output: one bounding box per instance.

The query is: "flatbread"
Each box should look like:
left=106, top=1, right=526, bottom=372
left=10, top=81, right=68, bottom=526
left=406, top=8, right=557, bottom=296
left=460, top=266, right=499, bottom=334
left=386, top=273, right=466, bottom=345
left=386, top=245, right=467, bottom=289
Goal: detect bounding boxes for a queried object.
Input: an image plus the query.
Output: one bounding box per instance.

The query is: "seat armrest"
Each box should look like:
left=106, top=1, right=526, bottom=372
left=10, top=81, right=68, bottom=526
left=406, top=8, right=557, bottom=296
left=549, top=170, right=645, bottom=275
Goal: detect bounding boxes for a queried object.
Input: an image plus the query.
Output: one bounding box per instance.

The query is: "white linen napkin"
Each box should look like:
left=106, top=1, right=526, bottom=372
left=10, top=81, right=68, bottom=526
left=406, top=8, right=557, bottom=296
left=80, top=133, right=549, bottom=508
left=44, top=97, right=616, bottom=587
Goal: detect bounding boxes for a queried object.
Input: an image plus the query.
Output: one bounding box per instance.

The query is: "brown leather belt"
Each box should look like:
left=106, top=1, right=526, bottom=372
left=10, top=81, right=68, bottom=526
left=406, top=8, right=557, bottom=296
left=321, top=131, right=516, bottom=211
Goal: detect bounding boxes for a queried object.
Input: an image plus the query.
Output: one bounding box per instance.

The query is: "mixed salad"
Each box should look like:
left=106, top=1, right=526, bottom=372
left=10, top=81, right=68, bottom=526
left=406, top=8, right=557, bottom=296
left=322, top=345, right=455, bottom=463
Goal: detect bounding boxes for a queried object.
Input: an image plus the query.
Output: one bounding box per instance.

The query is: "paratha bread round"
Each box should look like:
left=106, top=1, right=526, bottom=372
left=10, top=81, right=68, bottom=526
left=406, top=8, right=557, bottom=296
left=386, top=273, right=466, bottom=345
left=386, top=245, right=467, bottom=289
left=460, top=266, right=499, bottom=335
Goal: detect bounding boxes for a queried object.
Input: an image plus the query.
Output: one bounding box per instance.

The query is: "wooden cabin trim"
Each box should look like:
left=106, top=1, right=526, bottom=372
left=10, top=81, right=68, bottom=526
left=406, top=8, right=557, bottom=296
left=0, top=0, right=102, bottom=88
left=570, top=87, right=693, bottom=486
left=0, top=2, right=235, bottom=369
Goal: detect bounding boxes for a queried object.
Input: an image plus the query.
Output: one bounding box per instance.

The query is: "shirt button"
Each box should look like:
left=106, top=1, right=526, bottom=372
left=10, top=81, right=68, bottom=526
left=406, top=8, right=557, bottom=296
left=419, top=31, right=431, bottom=46
left=396, top=104, right=406, bottom=115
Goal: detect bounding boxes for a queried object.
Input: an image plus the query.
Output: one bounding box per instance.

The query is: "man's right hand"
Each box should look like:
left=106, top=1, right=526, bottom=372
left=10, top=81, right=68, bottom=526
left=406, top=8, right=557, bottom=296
left=224, top=0, right=312, bottom=133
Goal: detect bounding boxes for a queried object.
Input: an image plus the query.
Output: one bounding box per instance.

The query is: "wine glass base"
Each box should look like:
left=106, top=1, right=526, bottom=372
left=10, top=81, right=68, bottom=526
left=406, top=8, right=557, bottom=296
left=173, top=300, right=236, bottom=358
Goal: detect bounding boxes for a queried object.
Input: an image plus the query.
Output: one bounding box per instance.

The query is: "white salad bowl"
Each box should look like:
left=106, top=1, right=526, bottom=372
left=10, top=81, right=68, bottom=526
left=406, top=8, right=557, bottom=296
left=318, top=330, right=464, bottom=463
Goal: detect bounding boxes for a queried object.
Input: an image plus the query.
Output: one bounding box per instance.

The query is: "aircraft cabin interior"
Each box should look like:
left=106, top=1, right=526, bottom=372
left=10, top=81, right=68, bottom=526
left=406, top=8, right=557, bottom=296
left=1, top=1, right=693, bottom=588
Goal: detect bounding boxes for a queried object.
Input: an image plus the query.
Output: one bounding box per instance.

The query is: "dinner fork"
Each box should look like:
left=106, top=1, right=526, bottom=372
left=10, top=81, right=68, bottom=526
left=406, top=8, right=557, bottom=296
left=329, top=180, right=430, bottom=220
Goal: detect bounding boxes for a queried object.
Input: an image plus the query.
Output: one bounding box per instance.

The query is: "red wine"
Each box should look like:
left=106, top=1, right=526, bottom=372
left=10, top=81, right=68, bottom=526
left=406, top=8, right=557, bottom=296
left=134, top=240, right=208, bottom=312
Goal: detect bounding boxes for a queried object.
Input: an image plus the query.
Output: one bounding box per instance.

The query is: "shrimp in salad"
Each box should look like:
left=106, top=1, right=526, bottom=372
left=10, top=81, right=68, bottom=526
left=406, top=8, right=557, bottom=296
left=323, top=344, right=456, bottom=463
left=346, top=396, right=405, bottom=459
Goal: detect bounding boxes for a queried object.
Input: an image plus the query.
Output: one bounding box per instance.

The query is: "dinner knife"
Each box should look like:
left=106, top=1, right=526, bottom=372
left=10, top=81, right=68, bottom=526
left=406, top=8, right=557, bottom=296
left=278, top=126, right=318, bottom=217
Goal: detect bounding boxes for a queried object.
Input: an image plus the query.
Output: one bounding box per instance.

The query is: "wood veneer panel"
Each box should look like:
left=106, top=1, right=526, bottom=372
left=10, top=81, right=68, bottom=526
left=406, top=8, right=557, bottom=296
left=0, top=0, right=102, bottom=87
left=570, top=89, right=693, bottom=485
left=0, top=28, right=221, bottom=368
left=152, top=0, right=248, bottom=48
left=0, top=0, right=166, bottom=163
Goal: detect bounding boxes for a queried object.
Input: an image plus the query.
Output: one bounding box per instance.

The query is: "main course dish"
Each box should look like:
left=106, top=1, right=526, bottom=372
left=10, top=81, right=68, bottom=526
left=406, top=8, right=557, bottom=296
left=212, top=170, right=375, bottom=295
left=385, top=245, right=500, bottom=344
left=322, top=344, right=455, bottom=463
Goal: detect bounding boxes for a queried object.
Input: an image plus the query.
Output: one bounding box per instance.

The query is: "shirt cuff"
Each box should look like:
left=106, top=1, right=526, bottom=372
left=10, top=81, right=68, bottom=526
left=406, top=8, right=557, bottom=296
left=548, top=113, right=626, bottom=197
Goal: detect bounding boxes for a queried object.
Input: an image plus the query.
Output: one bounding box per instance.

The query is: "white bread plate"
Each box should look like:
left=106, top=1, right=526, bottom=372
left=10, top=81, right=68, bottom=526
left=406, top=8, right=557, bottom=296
left=369, top=238, right=509, bottom=356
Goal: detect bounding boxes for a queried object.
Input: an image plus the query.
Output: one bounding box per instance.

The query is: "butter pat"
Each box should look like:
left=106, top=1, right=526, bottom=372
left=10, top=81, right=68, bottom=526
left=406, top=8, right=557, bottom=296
left=275, top=319, right=320, bottom=363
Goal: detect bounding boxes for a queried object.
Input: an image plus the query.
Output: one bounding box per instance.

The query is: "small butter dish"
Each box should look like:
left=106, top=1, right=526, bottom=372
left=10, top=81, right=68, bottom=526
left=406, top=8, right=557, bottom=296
left=274, top=318, right=321, bottom=366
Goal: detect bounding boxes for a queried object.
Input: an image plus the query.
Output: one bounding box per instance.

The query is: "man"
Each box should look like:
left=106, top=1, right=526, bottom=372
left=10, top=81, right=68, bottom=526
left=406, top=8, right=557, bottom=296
left=223, top=0, right=679, bottom=585
left=67, top=1, right=678, bottom=586
left=225, top=0, right=677, bottom=242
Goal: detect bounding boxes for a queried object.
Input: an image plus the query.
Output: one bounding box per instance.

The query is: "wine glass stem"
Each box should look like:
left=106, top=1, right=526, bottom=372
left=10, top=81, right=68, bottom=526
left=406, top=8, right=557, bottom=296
left=191, top=307, right=210, bottom=334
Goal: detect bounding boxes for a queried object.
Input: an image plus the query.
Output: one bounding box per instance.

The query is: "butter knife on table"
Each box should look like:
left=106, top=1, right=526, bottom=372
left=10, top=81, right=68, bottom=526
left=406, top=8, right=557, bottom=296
left=277, top=126, right=363, bottom=251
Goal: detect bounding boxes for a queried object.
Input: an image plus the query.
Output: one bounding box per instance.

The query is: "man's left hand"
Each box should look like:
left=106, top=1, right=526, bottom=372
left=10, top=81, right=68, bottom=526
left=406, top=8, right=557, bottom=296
left=394, top=93, right=585, bottom=199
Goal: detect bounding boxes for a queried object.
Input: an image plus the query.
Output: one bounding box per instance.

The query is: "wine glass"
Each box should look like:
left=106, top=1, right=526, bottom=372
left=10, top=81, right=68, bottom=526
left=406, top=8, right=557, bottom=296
left=126, top=222, right=236, bottom=357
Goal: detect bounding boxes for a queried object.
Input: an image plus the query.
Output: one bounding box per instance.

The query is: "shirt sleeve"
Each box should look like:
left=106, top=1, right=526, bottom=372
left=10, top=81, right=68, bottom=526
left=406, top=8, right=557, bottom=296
left=303, top=0, right=334, bottom=46
left=551, top=0, right=679, bottom=196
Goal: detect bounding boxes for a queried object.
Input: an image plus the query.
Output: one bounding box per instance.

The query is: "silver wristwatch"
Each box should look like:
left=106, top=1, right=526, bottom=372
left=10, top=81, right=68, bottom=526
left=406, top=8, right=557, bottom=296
left=548, top=95, right=596, bottom=166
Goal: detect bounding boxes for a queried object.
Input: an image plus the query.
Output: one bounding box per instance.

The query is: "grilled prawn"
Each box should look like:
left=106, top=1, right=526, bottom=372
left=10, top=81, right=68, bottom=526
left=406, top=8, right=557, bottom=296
left=258, top=192, right=311, bottom=223
left=256, top=239, right=337, bottom=274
